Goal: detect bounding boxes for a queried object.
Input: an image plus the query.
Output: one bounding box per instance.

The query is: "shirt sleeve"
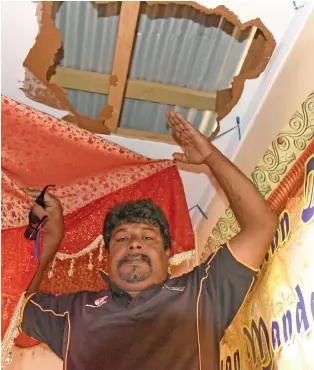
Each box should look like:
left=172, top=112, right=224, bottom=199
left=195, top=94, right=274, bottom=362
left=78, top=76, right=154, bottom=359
left=20, top=292, right=77, bottom=359
left=203, top=243, right=258, bottom=338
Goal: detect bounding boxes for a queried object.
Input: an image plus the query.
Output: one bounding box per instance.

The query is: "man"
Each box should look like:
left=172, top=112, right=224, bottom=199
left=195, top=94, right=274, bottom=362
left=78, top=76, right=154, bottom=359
left=20, top=112, right=278, bottom=369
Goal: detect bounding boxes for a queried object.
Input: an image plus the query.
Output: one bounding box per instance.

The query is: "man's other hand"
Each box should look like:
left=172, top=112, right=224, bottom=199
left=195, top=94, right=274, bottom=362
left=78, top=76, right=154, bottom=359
left=27, top=190, right=64, bottom=266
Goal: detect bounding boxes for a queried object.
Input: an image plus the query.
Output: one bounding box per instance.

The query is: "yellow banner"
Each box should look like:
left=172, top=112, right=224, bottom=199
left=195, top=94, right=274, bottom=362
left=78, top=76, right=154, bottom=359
left=220, top=154, right=314, bottom=370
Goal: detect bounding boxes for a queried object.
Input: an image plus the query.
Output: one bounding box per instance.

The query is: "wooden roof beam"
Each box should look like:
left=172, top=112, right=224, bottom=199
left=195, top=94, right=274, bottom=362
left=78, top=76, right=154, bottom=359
left=98, top=1, right=140, bottom=132
left=51, top=66, right=217, bottom=111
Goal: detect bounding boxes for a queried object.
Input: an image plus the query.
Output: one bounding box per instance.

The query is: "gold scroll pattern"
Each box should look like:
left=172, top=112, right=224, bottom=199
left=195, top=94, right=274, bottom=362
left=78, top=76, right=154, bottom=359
left=252, top=92, right=314, bottom=197
left=201, top=91, right=314, bottom=262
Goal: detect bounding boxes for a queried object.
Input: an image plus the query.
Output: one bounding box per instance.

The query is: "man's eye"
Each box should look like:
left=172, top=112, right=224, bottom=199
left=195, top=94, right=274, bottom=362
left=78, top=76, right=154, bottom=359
left=117, top=237, right=128, bottom=242
left=143, top=236, right=153, bottom=240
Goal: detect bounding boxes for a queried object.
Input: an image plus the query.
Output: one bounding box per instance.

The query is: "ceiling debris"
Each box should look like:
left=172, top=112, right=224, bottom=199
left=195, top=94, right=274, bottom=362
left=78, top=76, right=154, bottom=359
left=22, top=1, right=276, bottom=141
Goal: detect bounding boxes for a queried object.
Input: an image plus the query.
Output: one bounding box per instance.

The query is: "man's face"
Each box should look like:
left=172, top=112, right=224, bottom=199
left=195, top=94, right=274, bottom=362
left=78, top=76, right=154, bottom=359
left=107, top=223, right=170, bottom=294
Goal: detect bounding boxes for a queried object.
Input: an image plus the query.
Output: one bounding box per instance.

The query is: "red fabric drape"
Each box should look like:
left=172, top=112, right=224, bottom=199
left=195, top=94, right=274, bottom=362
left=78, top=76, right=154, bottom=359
left=1, top=96, right=195, bottom=347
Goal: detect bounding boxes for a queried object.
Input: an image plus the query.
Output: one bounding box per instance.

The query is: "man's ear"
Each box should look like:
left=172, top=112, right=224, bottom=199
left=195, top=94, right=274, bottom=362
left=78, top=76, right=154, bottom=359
left=166, top=249, right=171, bottom=257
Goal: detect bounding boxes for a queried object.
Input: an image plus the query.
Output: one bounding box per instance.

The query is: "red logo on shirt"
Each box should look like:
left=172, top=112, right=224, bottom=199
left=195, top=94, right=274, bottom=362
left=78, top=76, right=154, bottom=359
left=85, top=295, right=108, bottom=308
left=95, top=296, right=108, bottom=306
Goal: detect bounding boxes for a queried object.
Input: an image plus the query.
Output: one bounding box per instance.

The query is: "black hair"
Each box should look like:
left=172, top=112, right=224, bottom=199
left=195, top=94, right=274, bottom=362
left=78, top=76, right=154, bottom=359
left=103, top=199, right=171, bottom=251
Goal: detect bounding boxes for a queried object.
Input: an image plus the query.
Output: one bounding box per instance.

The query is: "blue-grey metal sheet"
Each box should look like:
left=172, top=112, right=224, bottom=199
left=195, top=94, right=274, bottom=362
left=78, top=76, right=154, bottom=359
left=55, top=2, right=249, bottom=135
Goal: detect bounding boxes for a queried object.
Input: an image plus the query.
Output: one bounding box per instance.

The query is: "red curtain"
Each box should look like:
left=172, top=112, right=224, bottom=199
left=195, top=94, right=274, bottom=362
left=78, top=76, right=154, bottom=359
left=1, top=96, right=195, bottom=347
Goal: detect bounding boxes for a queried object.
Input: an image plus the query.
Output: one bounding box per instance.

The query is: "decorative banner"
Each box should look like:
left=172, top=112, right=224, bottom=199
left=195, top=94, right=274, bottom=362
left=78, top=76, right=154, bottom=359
left=220, top=152, right=314, bottom=369
left=1, top=96, right=195, bottom=349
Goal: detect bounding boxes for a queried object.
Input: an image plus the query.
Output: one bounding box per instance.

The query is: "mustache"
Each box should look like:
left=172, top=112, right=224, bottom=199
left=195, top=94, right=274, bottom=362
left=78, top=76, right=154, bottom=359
left=118, top=253, right=152, bottom=268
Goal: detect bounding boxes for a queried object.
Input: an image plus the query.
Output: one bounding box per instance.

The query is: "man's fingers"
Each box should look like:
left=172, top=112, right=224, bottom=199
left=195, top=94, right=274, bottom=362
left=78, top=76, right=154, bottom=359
left=167, top=116, right=178, bottom=130
left=167, top=116, right=183, bottom=138
left=172, top=152, right=188, bottom=163
left=167, top=113, right=188, bottom=148
left=167, top=119, right=180, bottom=138
left=174, top=112, right=198, bottom=135
left=167, top=111, right=181, bottom=129
left=31, top=203, right=48, bottom=220
left=167, top=111, right=197, bottom=137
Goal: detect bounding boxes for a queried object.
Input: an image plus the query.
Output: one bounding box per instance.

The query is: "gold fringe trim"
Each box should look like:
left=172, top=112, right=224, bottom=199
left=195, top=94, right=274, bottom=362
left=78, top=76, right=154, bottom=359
left=54, top=235, right=195, bottom=265
left=49, top=234, right=195, bottom=276
left=56, top=235, right=104, bottom=260
left=1, top=292, right=27, bottom=369
left=48, top=235, right=104, bottom=277
left=169, top=250, right=196, bottom=266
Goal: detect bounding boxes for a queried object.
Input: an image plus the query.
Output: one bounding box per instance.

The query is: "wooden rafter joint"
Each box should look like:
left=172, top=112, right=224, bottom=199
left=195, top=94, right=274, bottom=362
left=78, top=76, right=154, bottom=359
left=98, top=1, right=141, bottom=132
left=51, top=67, right=217, bottom=112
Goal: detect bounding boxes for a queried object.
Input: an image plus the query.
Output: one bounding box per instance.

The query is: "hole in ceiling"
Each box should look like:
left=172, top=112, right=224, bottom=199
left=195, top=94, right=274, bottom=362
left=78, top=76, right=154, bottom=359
left=23, top=1, right=275, bottom=141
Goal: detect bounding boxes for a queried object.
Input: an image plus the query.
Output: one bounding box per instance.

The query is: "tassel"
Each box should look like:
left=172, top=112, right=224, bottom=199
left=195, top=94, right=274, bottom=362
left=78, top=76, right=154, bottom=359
left=88, top=252, right=93, bottom=270
left=48, top=258, right=56, bottom=279
left=98, top=243, right=104, bottom=261
left=68, top=258, right=75, bottom=276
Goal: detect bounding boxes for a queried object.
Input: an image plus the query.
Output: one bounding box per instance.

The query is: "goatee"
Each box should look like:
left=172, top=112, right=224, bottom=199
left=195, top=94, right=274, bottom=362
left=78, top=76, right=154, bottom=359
left=117, top=253, right=153, bottom=283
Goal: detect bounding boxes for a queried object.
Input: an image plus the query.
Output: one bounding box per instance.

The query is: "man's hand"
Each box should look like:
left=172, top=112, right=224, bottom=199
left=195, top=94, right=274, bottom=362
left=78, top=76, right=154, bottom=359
left=166, top=111, right=213, bottom=165
left=27, top=190, right=64, bottom=266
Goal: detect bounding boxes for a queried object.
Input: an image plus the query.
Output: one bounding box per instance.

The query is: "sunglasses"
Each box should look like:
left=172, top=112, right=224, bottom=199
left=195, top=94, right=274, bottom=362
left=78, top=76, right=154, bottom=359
left=24, top=185, right=55, bottom=240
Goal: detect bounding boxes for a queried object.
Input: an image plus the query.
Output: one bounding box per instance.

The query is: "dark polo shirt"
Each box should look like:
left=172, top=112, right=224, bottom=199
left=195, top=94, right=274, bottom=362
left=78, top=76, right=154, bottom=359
left=21, top=244, right=257, bottom=370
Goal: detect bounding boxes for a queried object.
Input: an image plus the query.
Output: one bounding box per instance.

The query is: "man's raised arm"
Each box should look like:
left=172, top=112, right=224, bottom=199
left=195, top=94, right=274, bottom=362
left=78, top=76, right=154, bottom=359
left=167, top=111, right=278, bottom=270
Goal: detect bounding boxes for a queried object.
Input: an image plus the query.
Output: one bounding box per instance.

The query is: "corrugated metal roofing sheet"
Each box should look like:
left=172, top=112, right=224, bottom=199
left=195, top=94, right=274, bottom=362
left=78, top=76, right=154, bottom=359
left=66, top=89, right=108, bottom=120
left=55, top=1, right=250, bottom=135
left=56, top=1, right=120, bottom=73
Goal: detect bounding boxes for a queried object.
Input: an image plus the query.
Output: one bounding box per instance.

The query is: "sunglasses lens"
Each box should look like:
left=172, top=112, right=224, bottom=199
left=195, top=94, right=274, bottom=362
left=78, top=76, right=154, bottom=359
left=29, top=211, right=40, bottom=224
left=24, top=226, right=37, bottom=240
